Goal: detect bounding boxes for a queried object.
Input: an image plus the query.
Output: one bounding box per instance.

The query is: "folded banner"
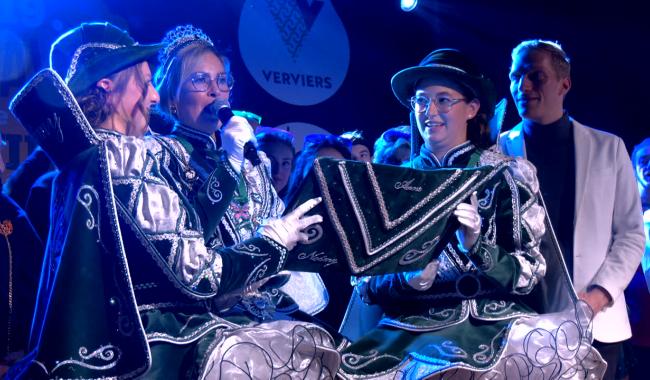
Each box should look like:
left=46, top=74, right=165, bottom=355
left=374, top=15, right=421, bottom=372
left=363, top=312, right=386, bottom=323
left=10, top=68, right=100, bottom=168
left=285, top=157, right=507, bottom=276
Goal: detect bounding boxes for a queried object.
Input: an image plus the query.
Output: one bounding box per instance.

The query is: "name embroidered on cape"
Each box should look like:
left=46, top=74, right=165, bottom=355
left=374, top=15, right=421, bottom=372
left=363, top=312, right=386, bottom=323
left=297, top=251, right=338, bottom=267
left=394, top=179, right=423, bottom=192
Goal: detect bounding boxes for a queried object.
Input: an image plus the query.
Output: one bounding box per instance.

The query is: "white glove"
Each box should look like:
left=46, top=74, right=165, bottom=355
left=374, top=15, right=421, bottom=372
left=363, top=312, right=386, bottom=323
left=404, top=260, right=440, bottom=291
left=258, top=197, right=323, bottom=250
left=454, top=192, right=481, bottom=253
left=221, top=115, right=256, bottom=173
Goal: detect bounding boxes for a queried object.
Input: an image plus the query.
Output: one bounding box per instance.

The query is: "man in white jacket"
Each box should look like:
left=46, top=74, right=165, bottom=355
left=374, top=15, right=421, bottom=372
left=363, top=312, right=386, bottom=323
left=501, top=39, right=645, bottom=380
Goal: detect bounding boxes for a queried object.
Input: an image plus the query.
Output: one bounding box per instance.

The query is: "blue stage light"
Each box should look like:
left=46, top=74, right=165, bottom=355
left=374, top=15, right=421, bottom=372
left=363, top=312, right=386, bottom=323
left=0, top=29, right=30, bottom=82
left=401, top=0, right=418, bottom=12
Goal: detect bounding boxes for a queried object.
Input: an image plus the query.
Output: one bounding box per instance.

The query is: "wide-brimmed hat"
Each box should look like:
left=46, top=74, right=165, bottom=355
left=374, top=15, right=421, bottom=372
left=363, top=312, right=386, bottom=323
left=50, top=22, right=163, bottom=95
left=391, top=48, right=496, bottom=119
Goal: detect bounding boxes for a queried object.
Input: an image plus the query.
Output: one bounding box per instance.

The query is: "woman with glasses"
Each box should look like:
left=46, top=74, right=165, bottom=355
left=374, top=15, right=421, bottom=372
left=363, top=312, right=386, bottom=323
left=338, top=49, right=605, bottom=378
left=154, top=25, right=281, bottom=254
left=151, top=25, right=341, bottom=378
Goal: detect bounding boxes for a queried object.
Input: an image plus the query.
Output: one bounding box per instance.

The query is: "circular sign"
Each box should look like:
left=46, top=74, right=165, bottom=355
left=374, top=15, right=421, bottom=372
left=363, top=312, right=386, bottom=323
left=239, top=0, right=350, bottom=106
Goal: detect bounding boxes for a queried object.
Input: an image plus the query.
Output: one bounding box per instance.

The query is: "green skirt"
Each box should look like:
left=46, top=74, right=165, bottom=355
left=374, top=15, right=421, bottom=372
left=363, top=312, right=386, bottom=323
left=339, top=304, right=607, bottom=379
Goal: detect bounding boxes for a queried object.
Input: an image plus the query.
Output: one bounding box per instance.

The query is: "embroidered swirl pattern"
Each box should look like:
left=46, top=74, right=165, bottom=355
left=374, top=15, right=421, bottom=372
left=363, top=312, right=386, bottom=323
left=302, top=224, right=324, bottom=244
left=206, top=173, right=223, bottom=204
left=398, top=236, right=440, bottom=265
left=208, top=322, right=339, bottom=379
left=342, top=349, right=401, bottom=370
left=232, top=243, right=265, bottom=257
left=50, top=344, right=122, bottom=372
left=483, top=300, right=517, bottom=316
left=473, top=326, right=507, bottom=364
left=76, top=185, right=101, bottom=240
left=383, top=302, right=604, bottom=379
left=478, top=182, right=498, bottom=209
left=438, top=341, right=469, bottom=358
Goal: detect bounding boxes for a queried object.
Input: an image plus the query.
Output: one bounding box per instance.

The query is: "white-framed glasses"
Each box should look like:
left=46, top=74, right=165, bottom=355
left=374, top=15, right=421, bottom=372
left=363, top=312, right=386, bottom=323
left=410, top=94, right=466, bottom=113
left=188, top=72, right=234, bottom=92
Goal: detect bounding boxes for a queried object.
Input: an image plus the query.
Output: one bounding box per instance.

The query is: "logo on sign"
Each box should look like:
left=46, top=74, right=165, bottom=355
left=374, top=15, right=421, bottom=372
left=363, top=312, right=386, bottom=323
left=239, top=0, right=350, bottom=106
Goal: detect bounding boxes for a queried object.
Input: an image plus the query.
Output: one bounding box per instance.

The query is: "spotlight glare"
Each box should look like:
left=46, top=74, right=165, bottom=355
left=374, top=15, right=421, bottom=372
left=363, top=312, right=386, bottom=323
left=401, top=0, right=418, bottom=12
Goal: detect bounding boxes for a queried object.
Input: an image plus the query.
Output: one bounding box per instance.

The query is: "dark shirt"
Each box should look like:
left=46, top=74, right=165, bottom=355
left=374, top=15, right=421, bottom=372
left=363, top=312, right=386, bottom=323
left=523, top=113, right=576, bottom=277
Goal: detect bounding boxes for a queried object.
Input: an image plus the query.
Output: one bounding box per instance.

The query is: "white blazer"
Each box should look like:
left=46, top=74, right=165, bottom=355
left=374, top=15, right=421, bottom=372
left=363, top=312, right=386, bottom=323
left=500, top=119, right=645, bottom=342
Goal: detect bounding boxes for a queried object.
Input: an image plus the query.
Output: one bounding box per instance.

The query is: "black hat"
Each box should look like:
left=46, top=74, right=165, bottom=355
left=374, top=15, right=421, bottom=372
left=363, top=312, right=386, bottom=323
left=391, top=48, right=496, bottom=120
left=50, top=22, right=163, bottom=95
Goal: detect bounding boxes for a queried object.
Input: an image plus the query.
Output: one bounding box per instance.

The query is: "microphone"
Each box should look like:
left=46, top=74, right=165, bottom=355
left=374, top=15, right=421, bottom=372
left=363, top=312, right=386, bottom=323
left=211, top=102, right=261, bottom=167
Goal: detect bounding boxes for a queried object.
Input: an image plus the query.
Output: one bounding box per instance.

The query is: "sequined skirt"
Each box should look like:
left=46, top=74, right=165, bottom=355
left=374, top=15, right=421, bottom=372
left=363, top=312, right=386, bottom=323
left=338, top=303, right=606, bottom=379
left=144, top=308, right=341, bottom=379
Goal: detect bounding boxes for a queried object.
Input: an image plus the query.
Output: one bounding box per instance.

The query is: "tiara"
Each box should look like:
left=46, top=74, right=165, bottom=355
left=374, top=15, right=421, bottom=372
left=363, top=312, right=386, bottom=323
left=158, top=25, right=213, bottom=71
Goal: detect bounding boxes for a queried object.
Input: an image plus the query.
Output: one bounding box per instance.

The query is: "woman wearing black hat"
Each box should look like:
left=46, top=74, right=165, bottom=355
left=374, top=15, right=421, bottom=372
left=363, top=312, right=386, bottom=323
left=48, top=22, right=162, bottom=137
left=7, top=22, right=163, bottom=245
left=338, top=49, right=605, bottom=378
left=8, top=22, right=167, bottom=379
left=9, top=22, right=336, bottom=379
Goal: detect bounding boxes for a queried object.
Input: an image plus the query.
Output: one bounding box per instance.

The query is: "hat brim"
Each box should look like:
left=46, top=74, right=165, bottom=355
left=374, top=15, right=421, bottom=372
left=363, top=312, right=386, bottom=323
left=68, top=43, right=163, bottom=94
left=391, top=65, right=484, bottom=109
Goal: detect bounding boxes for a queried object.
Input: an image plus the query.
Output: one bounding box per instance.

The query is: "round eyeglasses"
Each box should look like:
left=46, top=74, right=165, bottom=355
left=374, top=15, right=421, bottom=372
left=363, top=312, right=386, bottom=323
left=410, top=94, right=466, bottom=114
left=188, top=72, right=234, bottom=92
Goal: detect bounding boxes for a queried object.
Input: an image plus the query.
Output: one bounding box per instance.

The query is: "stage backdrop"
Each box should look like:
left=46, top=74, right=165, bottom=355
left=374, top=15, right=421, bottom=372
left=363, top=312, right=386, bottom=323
left=1, top=0, right=648, bottom=182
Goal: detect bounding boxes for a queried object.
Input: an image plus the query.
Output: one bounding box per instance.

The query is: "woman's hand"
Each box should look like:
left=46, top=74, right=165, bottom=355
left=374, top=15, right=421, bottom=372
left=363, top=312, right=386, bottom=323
left=454, top=192, right=481, bottom=253
left=221, top=115, right=256, bottom=172
left=258, top=197, right=323, bottom=250
left=404, top=260, right=440, bottom=291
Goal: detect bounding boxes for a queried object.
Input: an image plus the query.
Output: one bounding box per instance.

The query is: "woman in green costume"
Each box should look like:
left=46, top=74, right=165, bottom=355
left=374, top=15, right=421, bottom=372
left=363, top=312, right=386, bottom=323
left=338, top=49, right=605, bottom=379
left=9, top=22, right=339, bottom=379
left=152, top=24, right=333, bottom=329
